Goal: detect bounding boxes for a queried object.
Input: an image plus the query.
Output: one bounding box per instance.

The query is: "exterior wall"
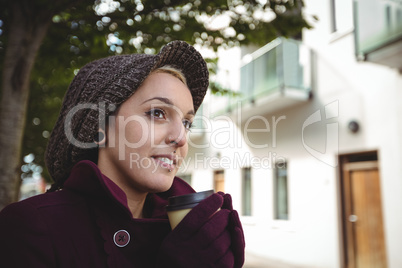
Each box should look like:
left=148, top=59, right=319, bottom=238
left=178, top=0, right=402, bottom=267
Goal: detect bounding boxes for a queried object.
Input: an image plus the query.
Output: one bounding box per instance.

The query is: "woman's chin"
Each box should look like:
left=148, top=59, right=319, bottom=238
left=146, top=174, right=175, bottom=193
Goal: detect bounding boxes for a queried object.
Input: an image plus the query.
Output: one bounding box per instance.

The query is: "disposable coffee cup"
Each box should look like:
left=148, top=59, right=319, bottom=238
left=166, top=190, right=214, bottom=229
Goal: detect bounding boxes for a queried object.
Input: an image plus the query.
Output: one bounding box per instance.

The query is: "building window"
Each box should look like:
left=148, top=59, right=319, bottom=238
left=385, top=5, right=392, bottom=30
left=180, top=174, right=192, bottom=186
left=330, top=0, right=337, bottom=33
left=330, top=0, right=353, bottom=34
left=192, top=103, right=204, bottom=132
left=274, top=160, right=288, bottom=220
left=242, top=167, right=252, bottom=216
left=214, top=170, right=225, bottom=193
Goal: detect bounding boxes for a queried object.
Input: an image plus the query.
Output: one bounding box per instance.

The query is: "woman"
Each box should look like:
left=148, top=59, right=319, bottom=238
left=0, top=41, right=245, bottom=267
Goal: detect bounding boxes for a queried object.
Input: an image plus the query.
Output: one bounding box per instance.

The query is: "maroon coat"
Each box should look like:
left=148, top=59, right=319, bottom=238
left=0, top=160, right=196, bottom=267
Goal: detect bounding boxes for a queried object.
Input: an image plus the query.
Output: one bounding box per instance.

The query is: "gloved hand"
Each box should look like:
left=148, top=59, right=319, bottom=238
left=217, top=192, right=245, bottom=268
left=156, top=192, right=245, bottom=268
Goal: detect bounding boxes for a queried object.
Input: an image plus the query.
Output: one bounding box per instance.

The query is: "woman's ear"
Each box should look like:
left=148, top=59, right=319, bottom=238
left=94, top=128, right=106, bottom=146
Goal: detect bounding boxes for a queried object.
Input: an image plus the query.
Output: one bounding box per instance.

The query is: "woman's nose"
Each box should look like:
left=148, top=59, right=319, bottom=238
left=166, top=120, right=187, bottom=148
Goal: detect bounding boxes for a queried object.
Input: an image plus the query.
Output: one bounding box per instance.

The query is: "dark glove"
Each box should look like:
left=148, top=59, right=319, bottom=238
left=156, top=192, right=245, bottom=268
left=218, top=192, right=245, bottom=268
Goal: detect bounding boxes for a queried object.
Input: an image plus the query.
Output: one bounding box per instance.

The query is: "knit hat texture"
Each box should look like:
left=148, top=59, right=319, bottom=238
left=45, top=41, right=209, bottom=189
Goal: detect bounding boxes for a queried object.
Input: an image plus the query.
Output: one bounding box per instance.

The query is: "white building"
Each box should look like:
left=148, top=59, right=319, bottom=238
left=178, top=0, right=402, bottom=267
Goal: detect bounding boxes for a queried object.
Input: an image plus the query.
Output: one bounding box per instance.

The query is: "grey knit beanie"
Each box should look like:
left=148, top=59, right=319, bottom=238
left=45, top=40, right=209, bottom=190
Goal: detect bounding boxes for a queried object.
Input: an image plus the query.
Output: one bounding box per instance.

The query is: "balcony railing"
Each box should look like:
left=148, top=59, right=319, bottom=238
left=212, top=38, right=312, bottom=117
left=354, top=0, right=402, bottom=69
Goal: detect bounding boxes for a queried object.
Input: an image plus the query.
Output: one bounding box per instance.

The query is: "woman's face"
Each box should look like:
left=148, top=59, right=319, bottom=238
left=98, top=72, right=194, bottom=194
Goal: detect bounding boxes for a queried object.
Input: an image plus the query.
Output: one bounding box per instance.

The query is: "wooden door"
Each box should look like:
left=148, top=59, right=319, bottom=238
left=214, top=170, right=225, bottom=193
left=342, top=161, right=387, bottom=268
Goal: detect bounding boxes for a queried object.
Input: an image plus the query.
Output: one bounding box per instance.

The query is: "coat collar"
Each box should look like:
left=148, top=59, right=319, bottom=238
left=63, top=160, right=195, bottom=219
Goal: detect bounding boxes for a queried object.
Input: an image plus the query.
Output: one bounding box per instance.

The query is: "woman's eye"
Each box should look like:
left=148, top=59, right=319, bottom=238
left=146, top=108, right=166, bottom=119
left=183, top=120, right=193, bottom=131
